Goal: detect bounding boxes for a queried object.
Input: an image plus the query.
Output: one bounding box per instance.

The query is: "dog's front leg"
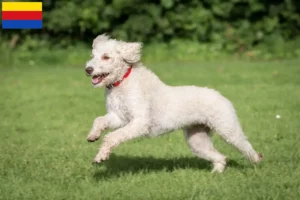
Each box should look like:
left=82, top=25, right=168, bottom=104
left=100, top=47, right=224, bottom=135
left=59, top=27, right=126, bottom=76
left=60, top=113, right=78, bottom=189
left=93, top=120, right=148, bottom=163
left=87, top=113, right=122, bottom=142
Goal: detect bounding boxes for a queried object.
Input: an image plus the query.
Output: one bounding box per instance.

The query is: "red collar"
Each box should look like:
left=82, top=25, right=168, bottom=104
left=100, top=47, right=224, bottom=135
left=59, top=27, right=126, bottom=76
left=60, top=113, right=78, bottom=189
left=107, top=67, right=132, bottom=89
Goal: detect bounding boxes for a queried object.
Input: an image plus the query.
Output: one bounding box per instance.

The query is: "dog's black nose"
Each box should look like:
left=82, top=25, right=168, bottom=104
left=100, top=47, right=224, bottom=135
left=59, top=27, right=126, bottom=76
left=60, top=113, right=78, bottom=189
left=85, top=67, right=94, bottom=75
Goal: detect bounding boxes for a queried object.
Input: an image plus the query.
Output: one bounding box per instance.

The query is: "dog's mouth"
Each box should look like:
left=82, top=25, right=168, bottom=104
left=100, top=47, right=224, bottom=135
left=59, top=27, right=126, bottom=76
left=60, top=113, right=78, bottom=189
left=92, top=73, right=109, bottom=85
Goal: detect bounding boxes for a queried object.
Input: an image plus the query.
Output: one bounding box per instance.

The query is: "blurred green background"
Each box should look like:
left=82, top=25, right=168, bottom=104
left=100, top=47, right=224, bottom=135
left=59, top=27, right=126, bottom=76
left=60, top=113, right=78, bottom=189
left=1, top=0, right=300, bottom=63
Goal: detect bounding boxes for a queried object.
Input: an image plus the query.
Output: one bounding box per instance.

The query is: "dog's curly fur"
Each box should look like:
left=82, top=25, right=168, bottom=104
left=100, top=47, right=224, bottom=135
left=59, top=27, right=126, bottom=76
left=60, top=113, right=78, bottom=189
left=85, top=34, right=262, bottom=173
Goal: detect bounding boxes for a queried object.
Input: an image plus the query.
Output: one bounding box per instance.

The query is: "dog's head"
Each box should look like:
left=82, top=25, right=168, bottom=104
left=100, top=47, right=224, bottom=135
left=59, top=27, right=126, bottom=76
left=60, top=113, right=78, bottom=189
left=85, top=34, right=142, bottom=88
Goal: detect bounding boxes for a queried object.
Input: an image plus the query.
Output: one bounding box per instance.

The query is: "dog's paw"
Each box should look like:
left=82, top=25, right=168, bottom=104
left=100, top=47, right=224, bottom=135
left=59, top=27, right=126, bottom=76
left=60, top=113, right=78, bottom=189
left=92, top=159, right=104, bottom=164
left=211, top=160, right=227, bottom=173
left=249, top=152, right=263, bottom=164
left=255, top=152, right=263, bottom=163
left=93, top=157, right=108, bottom=164
left=87, top=132, right=100, bottom=142
left=93, top=151, right=110, bottom=163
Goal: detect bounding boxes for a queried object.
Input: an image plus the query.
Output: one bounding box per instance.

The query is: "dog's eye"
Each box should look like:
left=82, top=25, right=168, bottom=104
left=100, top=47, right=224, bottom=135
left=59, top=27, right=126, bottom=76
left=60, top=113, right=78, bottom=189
left=102, top=55, right=110, bottom=60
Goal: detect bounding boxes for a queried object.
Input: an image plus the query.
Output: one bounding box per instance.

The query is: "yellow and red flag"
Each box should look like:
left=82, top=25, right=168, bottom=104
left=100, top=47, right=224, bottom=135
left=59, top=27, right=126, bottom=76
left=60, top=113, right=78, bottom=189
left=2, top=2, right=42, bottom=29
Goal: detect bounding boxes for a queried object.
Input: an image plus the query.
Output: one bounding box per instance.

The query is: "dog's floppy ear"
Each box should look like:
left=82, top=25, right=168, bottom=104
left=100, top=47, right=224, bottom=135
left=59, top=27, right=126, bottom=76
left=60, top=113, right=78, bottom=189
left=92, top=34, right=110, bottom=48
left=117, top=41, right=143, bottom=64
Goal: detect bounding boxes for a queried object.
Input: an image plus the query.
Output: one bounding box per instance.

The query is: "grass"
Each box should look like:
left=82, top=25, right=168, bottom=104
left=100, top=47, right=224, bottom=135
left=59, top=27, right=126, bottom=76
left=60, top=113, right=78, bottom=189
left=1, top=57, right=300, bottom=200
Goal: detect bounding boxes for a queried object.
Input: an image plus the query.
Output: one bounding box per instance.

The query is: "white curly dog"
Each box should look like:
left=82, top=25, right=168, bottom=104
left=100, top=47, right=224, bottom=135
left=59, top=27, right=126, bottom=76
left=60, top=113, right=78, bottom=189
left=85, top=34, right=262, bottom=173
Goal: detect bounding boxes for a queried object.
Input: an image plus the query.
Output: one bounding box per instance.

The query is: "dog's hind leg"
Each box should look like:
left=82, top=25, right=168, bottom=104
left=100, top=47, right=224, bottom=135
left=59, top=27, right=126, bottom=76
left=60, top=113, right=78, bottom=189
left=184, top=125, right=227, bottom=173
left=213, top=118, right=263, bottom=164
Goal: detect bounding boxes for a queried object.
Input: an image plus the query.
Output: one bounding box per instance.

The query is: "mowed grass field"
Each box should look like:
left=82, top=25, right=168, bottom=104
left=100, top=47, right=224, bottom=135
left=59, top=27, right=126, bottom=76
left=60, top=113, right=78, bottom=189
left=1, top=59, right=300, bottom=200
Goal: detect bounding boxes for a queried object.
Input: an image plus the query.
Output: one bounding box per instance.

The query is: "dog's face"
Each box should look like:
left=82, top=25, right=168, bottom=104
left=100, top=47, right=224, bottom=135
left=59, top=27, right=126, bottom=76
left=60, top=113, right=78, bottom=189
left=85, top=34, right=142, bottom=88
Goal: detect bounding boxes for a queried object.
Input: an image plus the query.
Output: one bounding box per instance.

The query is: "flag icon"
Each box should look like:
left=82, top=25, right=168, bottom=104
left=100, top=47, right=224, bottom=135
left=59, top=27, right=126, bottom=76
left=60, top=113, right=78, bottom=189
left=2, top=2, right=42, bottom=29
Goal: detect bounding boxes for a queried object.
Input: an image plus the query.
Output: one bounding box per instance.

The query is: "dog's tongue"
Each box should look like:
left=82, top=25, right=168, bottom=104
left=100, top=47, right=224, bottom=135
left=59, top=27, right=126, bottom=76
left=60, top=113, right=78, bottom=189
left=92, top=76, right=102, bottom=85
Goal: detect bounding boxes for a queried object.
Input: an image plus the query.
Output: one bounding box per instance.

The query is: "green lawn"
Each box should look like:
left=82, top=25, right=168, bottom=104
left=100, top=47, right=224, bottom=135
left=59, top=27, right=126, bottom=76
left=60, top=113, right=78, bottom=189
left=1, top=59, right=300, bottom=200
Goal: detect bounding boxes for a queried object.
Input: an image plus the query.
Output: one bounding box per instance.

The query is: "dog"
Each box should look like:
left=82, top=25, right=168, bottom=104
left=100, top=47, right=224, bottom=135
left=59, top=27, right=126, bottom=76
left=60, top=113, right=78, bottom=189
left=85, top=34, right=262, bottom=173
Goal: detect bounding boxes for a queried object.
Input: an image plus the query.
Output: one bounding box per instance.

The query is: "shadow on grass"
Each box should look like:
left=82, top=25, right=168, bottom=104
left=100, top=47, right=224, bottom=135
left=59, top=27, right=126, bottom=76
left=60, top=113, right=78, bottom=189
left=92, top=154, right=244, bottom=180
